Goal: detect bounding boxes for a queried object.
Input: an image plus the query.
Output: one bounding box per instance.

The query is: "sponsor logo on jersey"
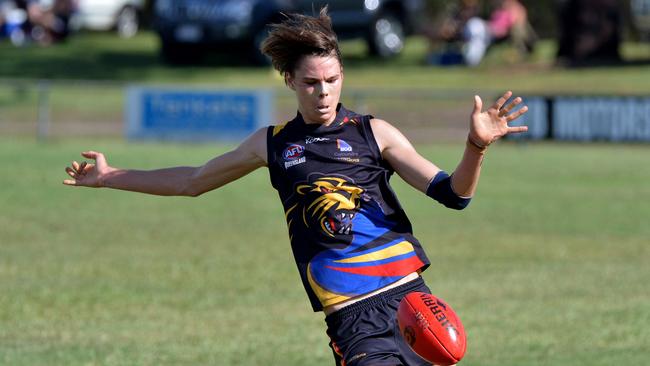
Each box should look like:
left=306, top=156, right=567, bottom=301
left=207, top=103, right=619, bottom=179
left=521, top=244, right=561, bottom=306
left=336, top=157, right=361, bottom=163
left=283, top=144, right=306, bottom=168
left=306, top=136, right=330, bottom=144
left=337, top=139, right=353, bottom=152
left=333, top=139, right=360, bottom=163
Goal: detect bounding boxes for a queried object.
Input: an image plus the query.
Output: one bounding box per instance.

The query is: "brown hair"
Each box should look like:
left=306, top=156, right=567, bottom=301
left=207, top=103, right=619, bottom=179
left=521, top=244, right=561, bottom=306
left=261, top=7, right=342, bottom=79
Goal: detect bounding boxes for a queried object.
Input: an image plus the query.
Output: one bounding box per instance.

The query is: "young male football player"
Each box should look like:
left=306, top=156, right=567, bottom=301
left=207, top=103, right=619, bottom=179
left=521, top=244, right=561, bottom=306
left=64, top=7, right=528, bottom=366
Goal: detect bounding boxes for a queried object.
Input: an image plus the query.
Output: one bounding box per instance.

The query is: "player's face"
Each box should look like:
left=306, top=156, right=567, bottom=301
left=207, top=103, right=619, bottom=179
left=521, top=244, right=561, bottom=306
left=286, top=54, right=344, bottom=125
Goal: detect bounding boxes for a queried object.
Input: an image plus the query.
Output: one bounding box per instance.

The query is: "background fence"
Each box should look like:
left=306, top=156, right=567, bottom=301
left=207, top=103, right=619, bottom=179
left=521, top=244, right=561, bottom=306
left=0, top=79, right=481, bottom=143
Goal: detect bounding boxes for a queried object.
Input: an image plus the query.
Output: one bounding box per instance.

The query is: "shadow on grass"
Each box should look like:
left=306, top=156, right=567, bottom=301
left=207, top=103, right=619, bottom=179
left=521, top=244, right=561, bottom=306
left=0, top=32, right=426, bottom=82
left=0, top=47, right=270, bottom=81
left=2, top=33, right=648, bottom=82
left=560, top=58, right=650, bottom=68
left=0, top=50, right=159, bottom=80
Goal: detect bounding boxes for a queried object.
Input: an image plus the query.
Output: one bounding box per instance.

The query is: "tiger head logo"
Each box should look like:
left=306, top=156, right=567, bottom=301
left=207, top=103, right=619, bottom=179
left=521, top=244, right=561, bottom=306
left=294, top=176, right=365, bottom=237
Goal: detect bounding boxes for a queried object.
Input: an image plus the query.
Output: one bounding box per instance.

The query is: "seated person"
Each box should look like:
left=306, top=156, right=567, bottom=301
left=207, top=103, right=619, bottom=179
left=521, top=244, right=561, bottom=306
left=488, top=0, right=537, bottom=55
left=426, top=0, right=481, bottom=65
left=428, top=0, right=537, bottom=66
left=20, top=0, right=75, bottom=45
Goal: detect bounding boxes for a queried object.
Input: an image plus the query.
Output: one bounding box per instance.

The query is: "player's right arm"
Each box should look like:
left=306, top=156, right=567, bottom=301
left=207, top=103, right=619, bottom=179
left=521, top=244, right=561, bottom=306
left=63, top=128, right=268, bottom=197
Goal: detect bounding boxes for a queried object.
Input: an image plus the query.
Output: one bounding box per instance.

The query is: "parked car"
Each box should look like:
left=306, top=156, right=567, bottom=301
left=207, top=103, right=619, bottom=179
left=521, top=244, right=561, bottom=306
left=71, top=0, right=145, bottom=38
left=153, top=0, right=425, bottom=64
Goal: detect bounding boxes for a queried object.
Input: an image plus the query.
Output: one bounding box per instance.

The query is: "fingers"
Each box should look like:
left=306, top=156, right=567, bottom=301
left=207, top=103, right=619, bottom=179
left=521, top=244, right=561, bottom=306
left=473, top=95, right=483, bottom=115
left=65, top=160, right=94, bottom=184
left=65, top=151, right=102, bottom=187
left=508, top=125, right=529, bottom=134
left=82, top=163, right=95, bottom=173
left=505, top=105, right=528, bottom=134
left=498, top=97, right=523, bottom=117
left=492, top=91, right=513, bottom=111
left=506, top=105, right=528, bottom=122
left=81, top=151, right=106, bottom=167
left=65, top=166, right=78, bottom=179
left=69, top=160, right=88, bottom=176
left=81, top=151, right=99, bottom=159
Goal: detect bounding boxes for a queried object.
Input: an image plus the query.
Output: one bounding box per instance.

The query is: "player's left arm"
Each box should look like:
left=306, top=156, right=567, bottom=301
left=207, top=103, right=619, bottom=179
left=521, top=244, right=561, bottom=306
left=371, top=91, right=528, bottom=207
left=370, top=118, right=441, bottom=193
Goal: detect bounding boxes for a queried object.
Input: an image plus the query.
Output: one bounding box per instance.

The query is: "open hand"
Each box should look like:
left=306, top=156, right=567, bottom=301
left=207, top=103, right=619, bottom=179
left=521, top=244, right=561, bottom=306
left=469, top=91, right=529, bottom=147
left=63, top=151, right=112, bottom=188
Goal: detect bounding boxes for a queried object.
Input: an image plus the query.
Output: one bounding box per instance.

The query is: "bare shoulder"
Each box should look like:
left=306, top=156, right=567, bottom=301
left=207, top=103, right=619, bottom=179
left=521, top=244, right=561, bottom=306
left=369, top=118, right=394, bottom=152
left=234, top=127, right=269, bottom=166
left=369, top=117, right=393, bottom=131
left=369, top=118, right=414, bottom=153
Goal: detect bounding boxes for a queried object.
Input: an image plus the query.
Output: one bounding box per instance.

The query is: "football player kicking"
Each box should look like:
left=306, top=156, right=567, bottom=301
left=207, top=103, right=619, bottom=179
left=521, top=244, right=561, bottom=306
left=64, top=7, right=527, bottom=366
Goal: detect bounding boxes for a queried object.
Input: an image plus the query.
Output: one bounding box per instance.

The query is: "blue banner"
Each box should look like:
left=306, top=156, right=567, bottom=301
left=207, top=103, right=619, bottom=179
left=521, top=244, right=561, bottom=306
left=126, top=87, right=273, bottom=141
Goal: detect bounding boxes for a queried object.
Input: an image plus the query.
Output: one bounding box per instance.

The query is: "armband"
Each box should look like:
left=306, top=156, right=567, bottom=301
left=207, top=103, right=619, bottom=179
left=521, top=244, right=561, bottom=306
left=426, top=171, right=471, bottom=210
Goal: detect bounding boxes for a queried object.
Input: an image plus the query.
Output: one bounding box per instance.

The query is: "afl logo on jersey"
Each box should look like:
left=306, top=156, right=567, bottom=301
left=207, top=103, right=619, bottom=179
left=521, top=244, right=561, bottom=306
left=283, top=144, right=307, bottom=169
left=283, top=144, right=305, bottom=161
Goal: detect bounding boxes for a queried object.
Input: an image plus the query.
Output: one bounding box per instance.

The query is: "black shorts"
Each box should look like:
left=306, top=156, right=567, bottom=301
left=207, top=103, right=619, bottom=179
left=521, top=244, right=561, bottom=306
left=325, top=277, right=433, bottom=366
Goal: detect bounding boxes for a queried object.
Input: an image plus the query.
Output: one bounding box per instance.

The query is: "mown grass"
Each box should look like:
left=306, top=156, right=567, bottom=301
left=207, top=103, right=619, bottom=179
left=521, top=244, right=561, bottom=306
left=1, top=29, right=649, bottom=366
left=1, top=138, right=648, bottom=365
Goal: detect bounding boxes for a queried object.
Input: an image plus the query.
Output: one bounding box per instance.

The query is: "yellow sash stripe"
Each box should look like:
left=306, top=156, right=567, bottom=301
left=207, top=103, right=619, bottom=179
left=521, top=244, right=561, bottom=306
left=307, top=263, right=352, bottom=307
left=333, top=241, right=414, bottom=264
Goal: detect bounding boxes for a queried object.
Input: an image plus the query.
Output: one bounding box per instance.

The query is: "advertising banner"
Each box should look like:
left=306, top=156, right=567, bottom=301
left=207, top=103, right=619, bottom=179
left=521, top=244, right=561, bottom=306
left=126, top=87, right=274, bottom=141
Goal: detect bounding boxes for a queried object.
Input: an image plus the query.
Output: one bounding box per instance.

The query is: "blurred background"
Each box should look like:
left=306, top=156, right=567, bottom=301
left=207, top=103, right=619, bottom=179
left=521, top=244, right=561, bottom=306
left=1, top=1, right=649, bottom=365
left=1, top=0, right=650, bottom=141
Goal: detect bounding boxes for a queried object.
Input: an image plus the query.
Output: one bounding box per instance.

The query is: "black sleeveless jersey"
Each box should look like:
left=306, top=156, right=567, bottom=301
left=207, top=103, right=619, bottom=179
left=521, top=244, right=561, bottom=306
left=267, top=104, right=431, bottom=311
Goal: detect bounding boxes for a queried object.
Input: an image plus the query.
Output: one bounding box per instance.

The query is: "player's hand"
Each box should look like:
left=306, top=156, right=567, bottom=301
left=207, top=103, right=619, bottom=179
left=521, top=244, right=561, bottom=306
left=63, top=151, right=113, bottom=188
left=469, top=91, right=528, bottom=148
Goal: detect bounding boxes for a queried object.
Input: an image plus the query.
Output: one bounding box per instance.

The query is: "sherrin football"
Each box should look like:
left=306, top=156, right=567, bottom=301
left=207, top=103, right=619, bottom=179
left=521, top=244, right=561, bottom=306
left=397, top=292, right=466, bottom=365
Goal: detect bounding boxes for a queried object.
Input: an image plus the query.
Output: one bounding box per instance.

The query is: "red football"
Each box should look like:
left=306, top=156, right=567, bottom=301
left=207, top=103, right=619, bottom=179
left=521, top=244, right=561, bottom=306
left=397, top=292, right=466, bottom=365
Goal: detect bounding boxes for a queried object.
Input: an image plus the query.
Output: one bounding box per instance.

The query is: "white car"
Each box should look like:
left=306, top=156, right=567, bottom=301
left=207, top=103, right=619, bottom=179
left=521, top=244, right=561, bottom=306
left=71, top=0, right=145, bottom=38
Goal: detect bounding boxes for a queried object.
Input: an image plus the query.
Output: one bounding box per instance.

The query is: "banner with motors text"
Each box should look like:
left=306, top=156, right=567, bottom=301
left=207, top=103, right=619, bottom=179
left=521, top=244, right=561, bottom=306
left=508, top=96, right=650, bottom=142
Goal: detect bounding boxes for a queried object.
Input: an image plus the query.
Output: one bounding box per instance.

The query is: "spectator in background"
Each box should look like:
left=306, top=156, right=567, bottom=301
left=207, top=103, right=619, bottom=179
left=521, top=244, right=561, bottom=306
left=19, top=0, right=75, bottom=45
left=436, top=0, right=481, bottom=43
left=426, top=0, right=482, bottom=65
left=489, top=0, right=537, bottom=56
left=428, top=0, right=537, bottom=66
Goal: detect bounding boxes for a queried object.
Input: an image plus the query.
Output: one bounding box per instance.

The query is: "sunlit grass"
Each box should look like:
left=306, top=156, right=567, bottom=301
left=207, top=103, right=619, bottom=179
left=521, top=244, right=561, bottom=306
left=1, top=138, right=648, bottom=365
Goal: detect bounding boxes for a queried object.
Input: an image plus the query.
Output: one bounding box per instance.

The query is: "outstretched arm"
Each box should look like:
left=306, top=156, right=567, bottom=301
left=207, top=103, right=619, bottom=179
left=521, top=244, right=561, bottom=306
left=451, top=90, right=527, bottom=196
left=63, top=127, right=268, bottom=197
left=371, top=91, right=527, bottom=201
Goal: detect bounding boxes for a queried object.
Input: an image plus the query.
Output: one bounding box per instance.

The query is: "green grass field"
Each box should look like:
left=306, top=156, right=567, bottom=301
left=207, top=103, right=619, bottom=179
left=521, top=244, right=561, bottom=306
left=1, top=30, right=649, bottom=365
left=1, top=138, right=648, bottom=365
